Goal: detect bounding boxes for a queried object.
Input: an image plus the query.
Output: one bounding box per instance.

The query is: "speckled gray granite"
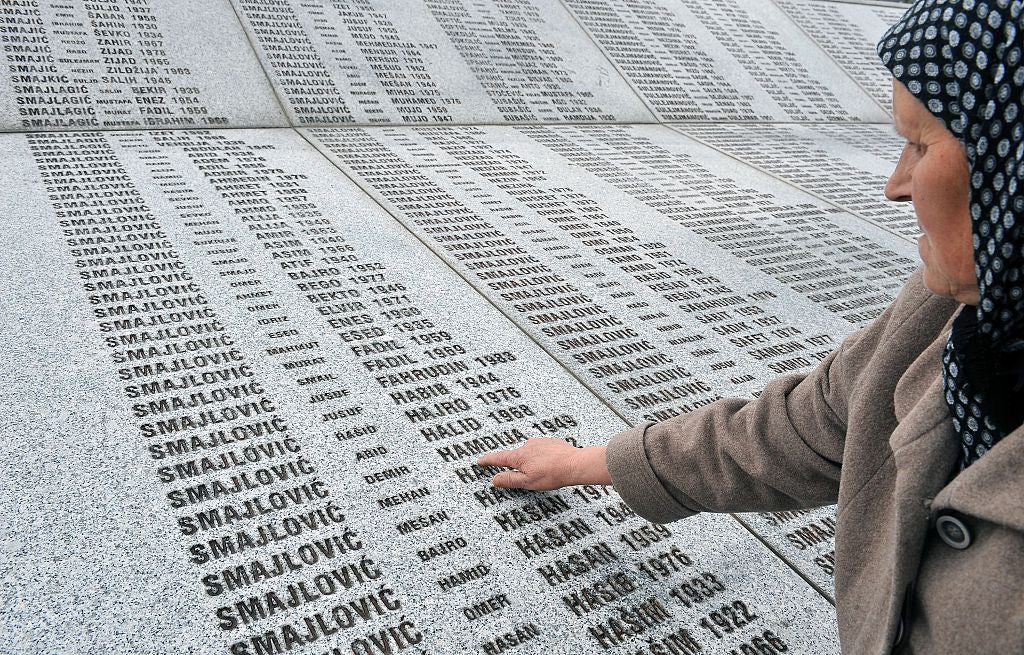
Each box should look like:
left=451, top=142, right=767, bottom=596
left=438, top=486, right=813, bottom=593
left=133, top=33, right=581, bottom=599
left=0, top=0, right=287, bottom=132
left=775, top=0, right=910, bottom=113
left=674, top=122, right=918, bottom=238
left=0, top=0, right=925, bottom=650
left=301, top=122, right=921, bottom=597
left=0, top=129, right=841, bottom=654
left=229, top=0, right=655, bottom=126
left=561, top=0, right=890, bottom=122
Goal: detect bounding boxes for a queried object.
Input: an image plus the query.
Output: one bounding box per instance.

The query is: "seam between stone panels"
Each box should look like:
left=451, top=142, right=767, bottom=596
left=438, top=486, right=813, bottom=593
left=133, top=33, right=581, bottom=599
left=731, top=513, right=838, bottom=606
left=665, top=123, right=916, bottom=246
left=0, top=119, right=898, bottom=137
left=552, top=0, right=662, bottom=124
left=269, top=118, right=667, bottom=128
left=768, top=0, right=893, bottom=118
left=290, top=126, right=631, bottom=427
left=223, top=0, right=294, bottom=128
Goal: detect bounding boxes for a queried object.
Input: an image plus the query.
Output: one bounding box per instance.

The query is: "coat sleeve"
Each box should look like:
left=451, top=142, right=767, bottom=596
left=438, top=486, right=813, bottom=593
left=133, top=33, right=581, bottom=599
left=605, top=270, right=933, bottom=524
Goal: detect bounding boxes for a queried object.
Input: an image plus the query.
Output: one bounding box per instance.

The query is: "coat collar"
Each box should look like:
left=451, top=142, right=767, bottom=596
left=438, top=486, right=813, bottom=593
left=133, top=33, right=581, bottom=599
left=892, top=309, right=958, bottom=428
left=889, top=306, right=1024, bottom=530
left=889, top=372, right=960, bottom=501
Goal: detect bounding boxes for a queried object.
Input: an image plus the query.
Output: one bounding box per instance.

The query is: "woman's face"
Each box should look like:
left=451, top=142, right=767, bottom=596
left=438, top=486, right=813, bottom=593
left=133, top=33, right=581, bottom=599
left=885, top=79, right=980, bottom=305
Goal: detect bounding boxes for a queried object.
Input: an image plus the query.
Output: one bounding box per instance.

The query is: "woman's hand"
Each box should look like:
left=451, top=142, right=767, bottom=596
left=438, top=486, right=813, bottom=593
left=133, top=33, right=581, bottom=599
left=476, top=438, right=612, bottom=490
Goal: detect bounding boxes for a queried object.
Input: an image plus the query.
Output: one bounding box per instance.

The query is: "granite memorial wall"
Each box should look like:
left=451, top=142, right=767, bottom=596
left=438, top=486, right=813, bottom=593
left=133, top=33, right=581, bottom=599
left=0, top=1, right=915, bottom=654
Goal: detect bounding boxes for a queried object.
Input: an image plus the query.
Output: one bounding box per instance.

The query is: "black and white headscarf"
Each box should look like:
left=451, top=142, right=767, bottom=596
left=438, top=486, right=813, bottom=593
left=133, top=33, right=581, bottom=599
left=878, top=0, right=1024, bottom=469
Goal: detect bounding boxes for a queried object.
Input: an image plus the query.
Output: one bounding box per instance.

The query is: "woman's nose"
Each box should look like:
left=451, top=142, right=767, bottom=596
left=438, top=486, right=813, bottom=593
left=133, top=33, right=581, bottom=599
left=885, top=147, right=913, bottom=202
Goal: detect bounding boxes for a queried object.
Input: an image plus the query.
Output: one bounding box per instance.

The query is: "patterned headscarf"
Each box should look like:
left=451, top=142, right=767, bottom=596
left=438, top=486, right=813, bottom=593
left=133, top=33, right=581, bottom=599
left=878, top=0, right=1024, bottom=468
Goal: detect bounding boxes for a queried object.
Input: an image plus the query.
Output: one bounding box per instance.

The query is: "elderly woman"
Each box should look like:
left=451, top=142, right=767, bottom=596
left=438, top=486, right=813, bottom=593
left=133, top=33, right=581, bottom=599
left=478, top=1, right=1024, bottom=652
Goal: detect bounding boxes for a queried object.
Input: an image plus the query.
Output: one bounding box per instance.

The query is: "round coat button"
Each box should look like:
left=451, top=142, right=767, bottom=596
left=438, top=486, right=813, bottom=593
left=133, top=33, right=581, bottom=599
left=935, top=513, right=972, bottom=549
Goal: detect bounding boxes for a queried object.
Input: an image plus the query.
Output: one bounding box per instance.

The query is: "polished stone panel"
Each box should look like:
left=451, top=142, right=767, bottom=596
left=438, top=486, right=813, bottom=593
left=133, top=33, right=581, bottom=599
left=674, top=122, right=917, bottom=237
left=0, top=0, right=287, bottom=132
left=562, top=0, right=890, bottom=122
left=0, top=128, right=840, bottom=654
left=0, top=1, right=930, bottom=651
left=776, top=0, right=909, bottom=112
left=229, top=0, right=654, bottom=126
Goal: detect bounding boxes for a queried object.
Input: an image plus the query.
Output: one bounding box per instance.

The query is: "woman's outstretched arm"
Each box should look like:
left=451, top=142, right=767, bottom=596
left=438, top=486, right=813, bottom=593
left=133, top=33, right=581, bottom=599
left=476, top=270, right=953, bottom=524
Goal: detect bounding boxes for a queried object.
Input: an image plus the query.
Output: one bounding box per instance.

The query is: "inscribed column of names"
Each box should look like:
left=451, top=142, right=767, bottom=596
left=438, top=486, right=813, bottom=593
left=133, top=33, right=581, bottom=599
left=0, top=128, right=840, bottom=654
left=229, top=0, right=653, bottom=125
left=560, top=0, right=888, bottom=122
left=674, top=122, right=917, bottom=237
left=0, top=0, right=286, bottom=131
left=775, top=0, right=908, bottom=112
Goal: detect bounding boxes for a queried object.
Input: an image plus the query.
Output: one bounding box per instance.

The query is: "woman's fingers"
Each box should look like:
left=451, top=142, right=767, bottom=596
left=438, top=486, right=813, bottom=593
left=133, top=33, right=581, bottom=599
left=477, top=438, right=577, bottom=490
left=478, top=440, right=610, bottom=490
left=476, top=447, right=523, bottom=469
left=490, top=470, right=531, bottom=489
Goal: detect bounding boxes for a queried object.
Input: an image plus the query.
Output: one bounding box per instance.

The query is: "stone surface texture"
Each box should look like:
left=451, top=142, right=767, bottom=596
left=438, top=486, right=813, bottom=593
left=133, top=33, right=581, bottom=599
left=229, top=0, right=655, bottom=126
left=302, top=122, right=917, bottom=595
left=562, top=0, right=890, bottom=122
left=776, top=0, right=909, bottom=112
left=0, top=0, right=917, bottom=653
left=674, top=122, right=917, bottom=237
left=0, top=0, right=287, bottom=132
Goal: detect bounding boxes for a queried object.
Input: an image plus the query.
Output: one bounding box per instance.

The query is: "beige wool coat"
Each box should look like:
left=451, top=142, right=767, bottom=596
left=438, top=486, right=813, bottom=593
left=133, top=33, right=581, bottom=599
left=606, top=269, right=1024, bottom=654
